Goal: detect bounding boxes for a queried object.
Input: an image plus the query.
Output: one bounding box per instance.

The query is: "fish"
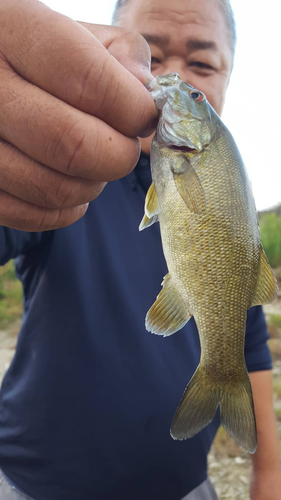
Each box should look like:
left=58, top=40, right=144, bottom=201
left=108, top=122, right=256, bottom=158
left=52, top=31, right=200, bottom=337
left=139, top=73, right=278, bottom=453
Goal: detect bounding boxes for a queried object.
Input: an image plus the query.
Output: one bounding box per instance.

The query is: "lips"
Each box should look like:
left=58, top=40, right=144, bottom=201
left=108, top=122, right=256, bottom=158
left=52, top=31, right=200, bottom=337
left=168, top=145, right=197, bottom=153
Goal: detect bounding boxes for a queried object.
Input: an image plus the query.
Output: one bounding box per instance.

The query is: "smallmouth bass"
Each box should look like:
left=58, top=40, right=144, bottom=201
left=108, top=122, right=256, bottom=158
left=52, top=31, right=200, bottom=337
left=139, top=73, right=278, bottom=453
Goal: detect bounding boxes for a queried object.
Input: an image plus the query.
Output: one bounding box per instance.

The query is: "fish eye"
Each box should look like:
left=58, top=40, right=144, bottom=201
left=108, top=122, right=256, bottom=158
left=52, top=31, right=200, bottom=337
left=190, top=91, right=205, bottom=102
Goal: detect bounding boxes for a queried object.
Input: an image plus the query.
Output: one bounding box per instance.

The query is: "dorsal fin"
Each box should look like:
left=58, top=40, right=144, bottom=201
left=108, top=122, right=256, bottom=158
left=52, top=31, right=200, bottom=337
left=251, top=245, right=278, bottom=307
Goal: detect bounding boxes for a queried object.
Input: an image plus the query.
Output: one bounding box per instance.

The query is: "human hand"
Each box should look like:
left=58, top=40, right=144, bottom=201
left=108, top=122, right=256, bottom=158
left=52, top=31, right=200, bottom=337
left=0, top=0, right=157, bottom=231
left=250, top=466, right=281, bottom=499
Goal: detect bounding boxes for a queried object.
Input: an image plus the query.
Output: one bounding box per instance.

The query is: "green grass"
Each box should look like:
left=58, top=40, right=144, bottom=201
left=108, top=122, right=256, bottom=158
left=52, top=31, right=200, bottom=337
left=274, top=408, right=281, bottom=422
left=260, top=213, right=281, bottom=268
left=0, top=261, right=23, bottom=329
left=268, top=314, right=281, bottom=329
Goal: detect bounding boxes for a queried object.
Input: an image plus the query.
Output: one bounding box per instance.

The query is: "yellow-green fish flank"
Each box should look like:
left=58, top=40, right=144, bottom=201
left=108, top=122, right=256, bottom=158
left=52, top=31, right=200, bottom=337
left=139, top=73, right=278, bottom=454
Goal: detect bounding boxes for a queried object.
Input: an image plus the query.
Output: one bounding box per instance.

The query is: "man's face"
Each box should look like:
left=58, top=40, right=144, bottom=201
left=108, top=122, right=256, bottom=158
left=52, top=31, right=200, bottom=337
left=119, top=0, right=233, bottom=153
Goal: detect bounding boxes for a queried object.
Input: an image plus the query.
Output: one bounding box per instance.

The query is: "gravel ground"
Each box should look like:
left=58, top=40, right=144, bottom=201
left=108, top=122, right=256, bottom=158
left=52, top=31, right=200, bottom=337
left=208, top=455, right=251, bottom=500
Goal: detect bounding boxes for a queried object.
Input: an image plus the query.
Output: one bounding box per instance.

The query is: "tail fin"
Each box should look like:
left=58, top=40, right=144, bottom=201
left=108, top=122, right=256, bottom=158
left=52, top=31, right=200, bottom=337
left=170, top=365, right=257, bottom=454
left=220, top=375, right=257, bottom=453
left=170, top=366, right=220, bottom=440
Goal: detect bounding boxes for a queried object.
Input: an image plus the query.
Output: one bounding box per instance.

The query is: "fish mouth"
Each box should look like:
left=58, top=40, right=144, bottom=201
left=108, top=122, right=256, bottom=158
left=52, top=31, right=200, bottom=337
left=168, top=145, right=197, bottom=153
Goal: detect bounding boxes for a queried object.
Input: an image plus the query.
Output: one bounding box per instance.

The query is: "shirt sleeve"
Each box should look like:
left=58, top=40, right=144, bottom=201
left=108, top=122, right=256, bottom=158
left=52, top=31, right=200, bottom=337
left=244, top=305, right=272, bottom=372
left=0, top=226, right=52, bottom=265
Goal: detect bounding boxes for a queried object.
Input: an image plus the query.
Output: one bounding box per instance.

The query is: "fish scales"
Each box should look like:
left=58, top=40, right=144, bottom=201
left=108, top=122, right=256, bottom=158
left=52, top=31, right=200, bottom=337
left=139, top=73, right=278, bottom=453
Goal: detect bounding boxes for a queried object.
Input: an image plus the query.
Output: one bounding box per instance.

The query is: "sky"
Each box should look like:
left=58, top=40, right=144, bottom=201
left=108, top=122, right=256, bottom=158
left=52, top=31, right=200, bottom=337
left=41, top=0, right=280, bottom=211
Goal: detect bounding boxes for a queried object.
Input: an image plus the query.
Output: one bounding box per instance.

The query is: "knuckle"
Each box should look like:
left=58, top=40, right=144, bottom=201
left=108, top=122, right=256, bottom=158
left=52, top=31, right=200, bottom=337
left=119, top=29, right=150, bottom=55
left=122, top=30, right=151, bottom=75
left=131, top=30, right=150, bottom=55
left=35, top=209, right=63, bottom=231
left=28, top=207, right=75, bottom=232
left=45, top=178, right=106, bottom=209
left=20, top=206, right=55, bottom=232
left=44, top=120, right=88, bottom=176
left=64, top=133, right=86, bottom=175
left=44, top=177, right=81, bottom=209
left=91, top=60, right=111, bottom=117
left=67, top=58, right=103, bottom=110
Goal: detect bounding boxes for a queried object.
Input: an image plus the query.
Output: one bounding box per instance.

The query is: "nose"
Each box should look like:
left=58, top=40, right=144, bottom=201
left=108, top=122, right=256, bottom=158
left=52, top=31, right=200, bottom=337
left=165, top=59, right=186, bottom=78
left=152, top=57, right=188, bottom=81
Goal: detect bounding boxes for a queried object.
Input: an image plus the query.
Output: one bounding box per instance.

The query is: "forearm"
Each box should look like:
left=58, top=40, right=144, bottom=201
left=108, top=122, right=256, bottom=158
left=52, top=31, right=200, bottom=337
left=250, top=370, right=280, bottom=469
left=249, top=370, right=281, bottom=499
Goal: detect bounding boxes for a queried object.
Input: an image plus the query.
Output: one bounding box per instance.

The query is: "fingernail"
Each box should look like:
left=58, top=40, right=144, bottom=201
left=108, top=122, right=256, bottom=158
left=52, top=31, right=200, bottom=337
left=140, top=68, right=154, bottom=85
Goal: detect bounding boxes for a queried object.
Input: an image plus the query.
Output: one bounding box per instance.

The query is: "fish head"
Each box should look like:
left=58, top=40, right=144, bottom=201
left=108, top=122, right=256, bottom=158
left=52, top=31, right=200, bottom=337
left=147, top=73, right=218, bottom=153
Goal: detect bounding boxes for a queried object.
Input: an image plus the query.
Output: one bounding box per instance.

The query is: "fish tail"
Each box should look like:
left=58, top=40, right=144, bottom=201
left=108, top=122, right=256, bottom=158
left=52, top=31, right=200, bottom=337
left=220, top=368, right=257, bottom=454
left=170, top=365, right=220, bottom=441
left=170, top=364, right=257, bottom=453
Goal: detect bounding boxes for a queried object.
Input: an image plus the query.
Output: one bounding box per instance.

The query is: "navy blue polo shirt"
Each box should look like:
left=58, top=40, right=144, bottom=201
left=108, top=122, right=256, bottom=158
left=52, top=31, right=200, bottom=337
left=0, top=153, right=272, bottom=500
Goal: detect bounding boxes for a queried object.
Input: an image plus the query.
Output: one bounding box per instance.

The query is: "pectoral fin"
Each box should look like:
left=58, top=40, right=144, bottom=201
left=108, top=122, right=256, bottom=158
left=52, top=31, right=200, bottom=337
left=139, top=214, right=159, bottom=231
left=171, top=156, right=206, bottom=214
left=139, top=182, right=160, bottom=231
left=250, top=245, right=278, bottom=307
left=146, top=274, right=192, bottom=336
left=145, top=182, right=159, bottom=218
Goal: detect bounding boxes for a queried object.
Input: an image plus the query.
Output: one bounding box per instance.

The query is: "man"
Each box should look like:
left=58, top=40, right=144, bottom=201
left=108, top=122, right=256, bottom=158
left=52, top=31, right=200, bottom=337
left=0, top=0, right=280, bottom=499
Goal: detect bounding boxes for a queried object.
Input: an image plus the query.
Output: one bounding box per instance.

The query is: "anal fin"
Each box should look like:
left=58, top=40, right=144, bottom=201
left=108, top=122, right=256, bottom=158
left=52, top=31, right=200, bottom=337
left=251, top=245, right=278, bottom=307
left=146, top=274, right=191, bottom=336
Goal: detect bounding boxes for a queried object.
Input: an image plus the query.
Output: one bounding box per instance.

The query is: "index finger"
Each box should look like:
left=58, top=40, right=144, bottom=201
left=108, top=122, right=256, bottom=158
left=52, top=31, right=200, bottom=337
left=0, top=0, right=157, bottom=137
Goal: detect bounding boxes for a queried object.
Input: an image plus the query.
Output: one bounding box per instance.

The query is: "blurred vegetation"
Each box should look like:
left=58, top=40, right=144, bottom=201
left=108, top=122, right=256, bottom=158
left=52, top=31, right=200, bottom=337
left=269, top=314, right=281, bottom=329
left=0, top=260, right=23, bottom=329
left=275, top=408, right=281, bottom=422
left=259, top=213, right=281, bottom=268
left=273, top=380, right=281, bottom=399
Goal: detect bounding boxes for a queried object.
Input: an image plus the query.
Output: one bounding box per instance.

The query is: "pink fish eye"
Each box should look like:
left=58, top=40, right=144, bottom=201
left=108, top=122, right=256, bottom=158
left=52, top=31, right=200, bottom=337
left=190, top=91, right=205, bottom=102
